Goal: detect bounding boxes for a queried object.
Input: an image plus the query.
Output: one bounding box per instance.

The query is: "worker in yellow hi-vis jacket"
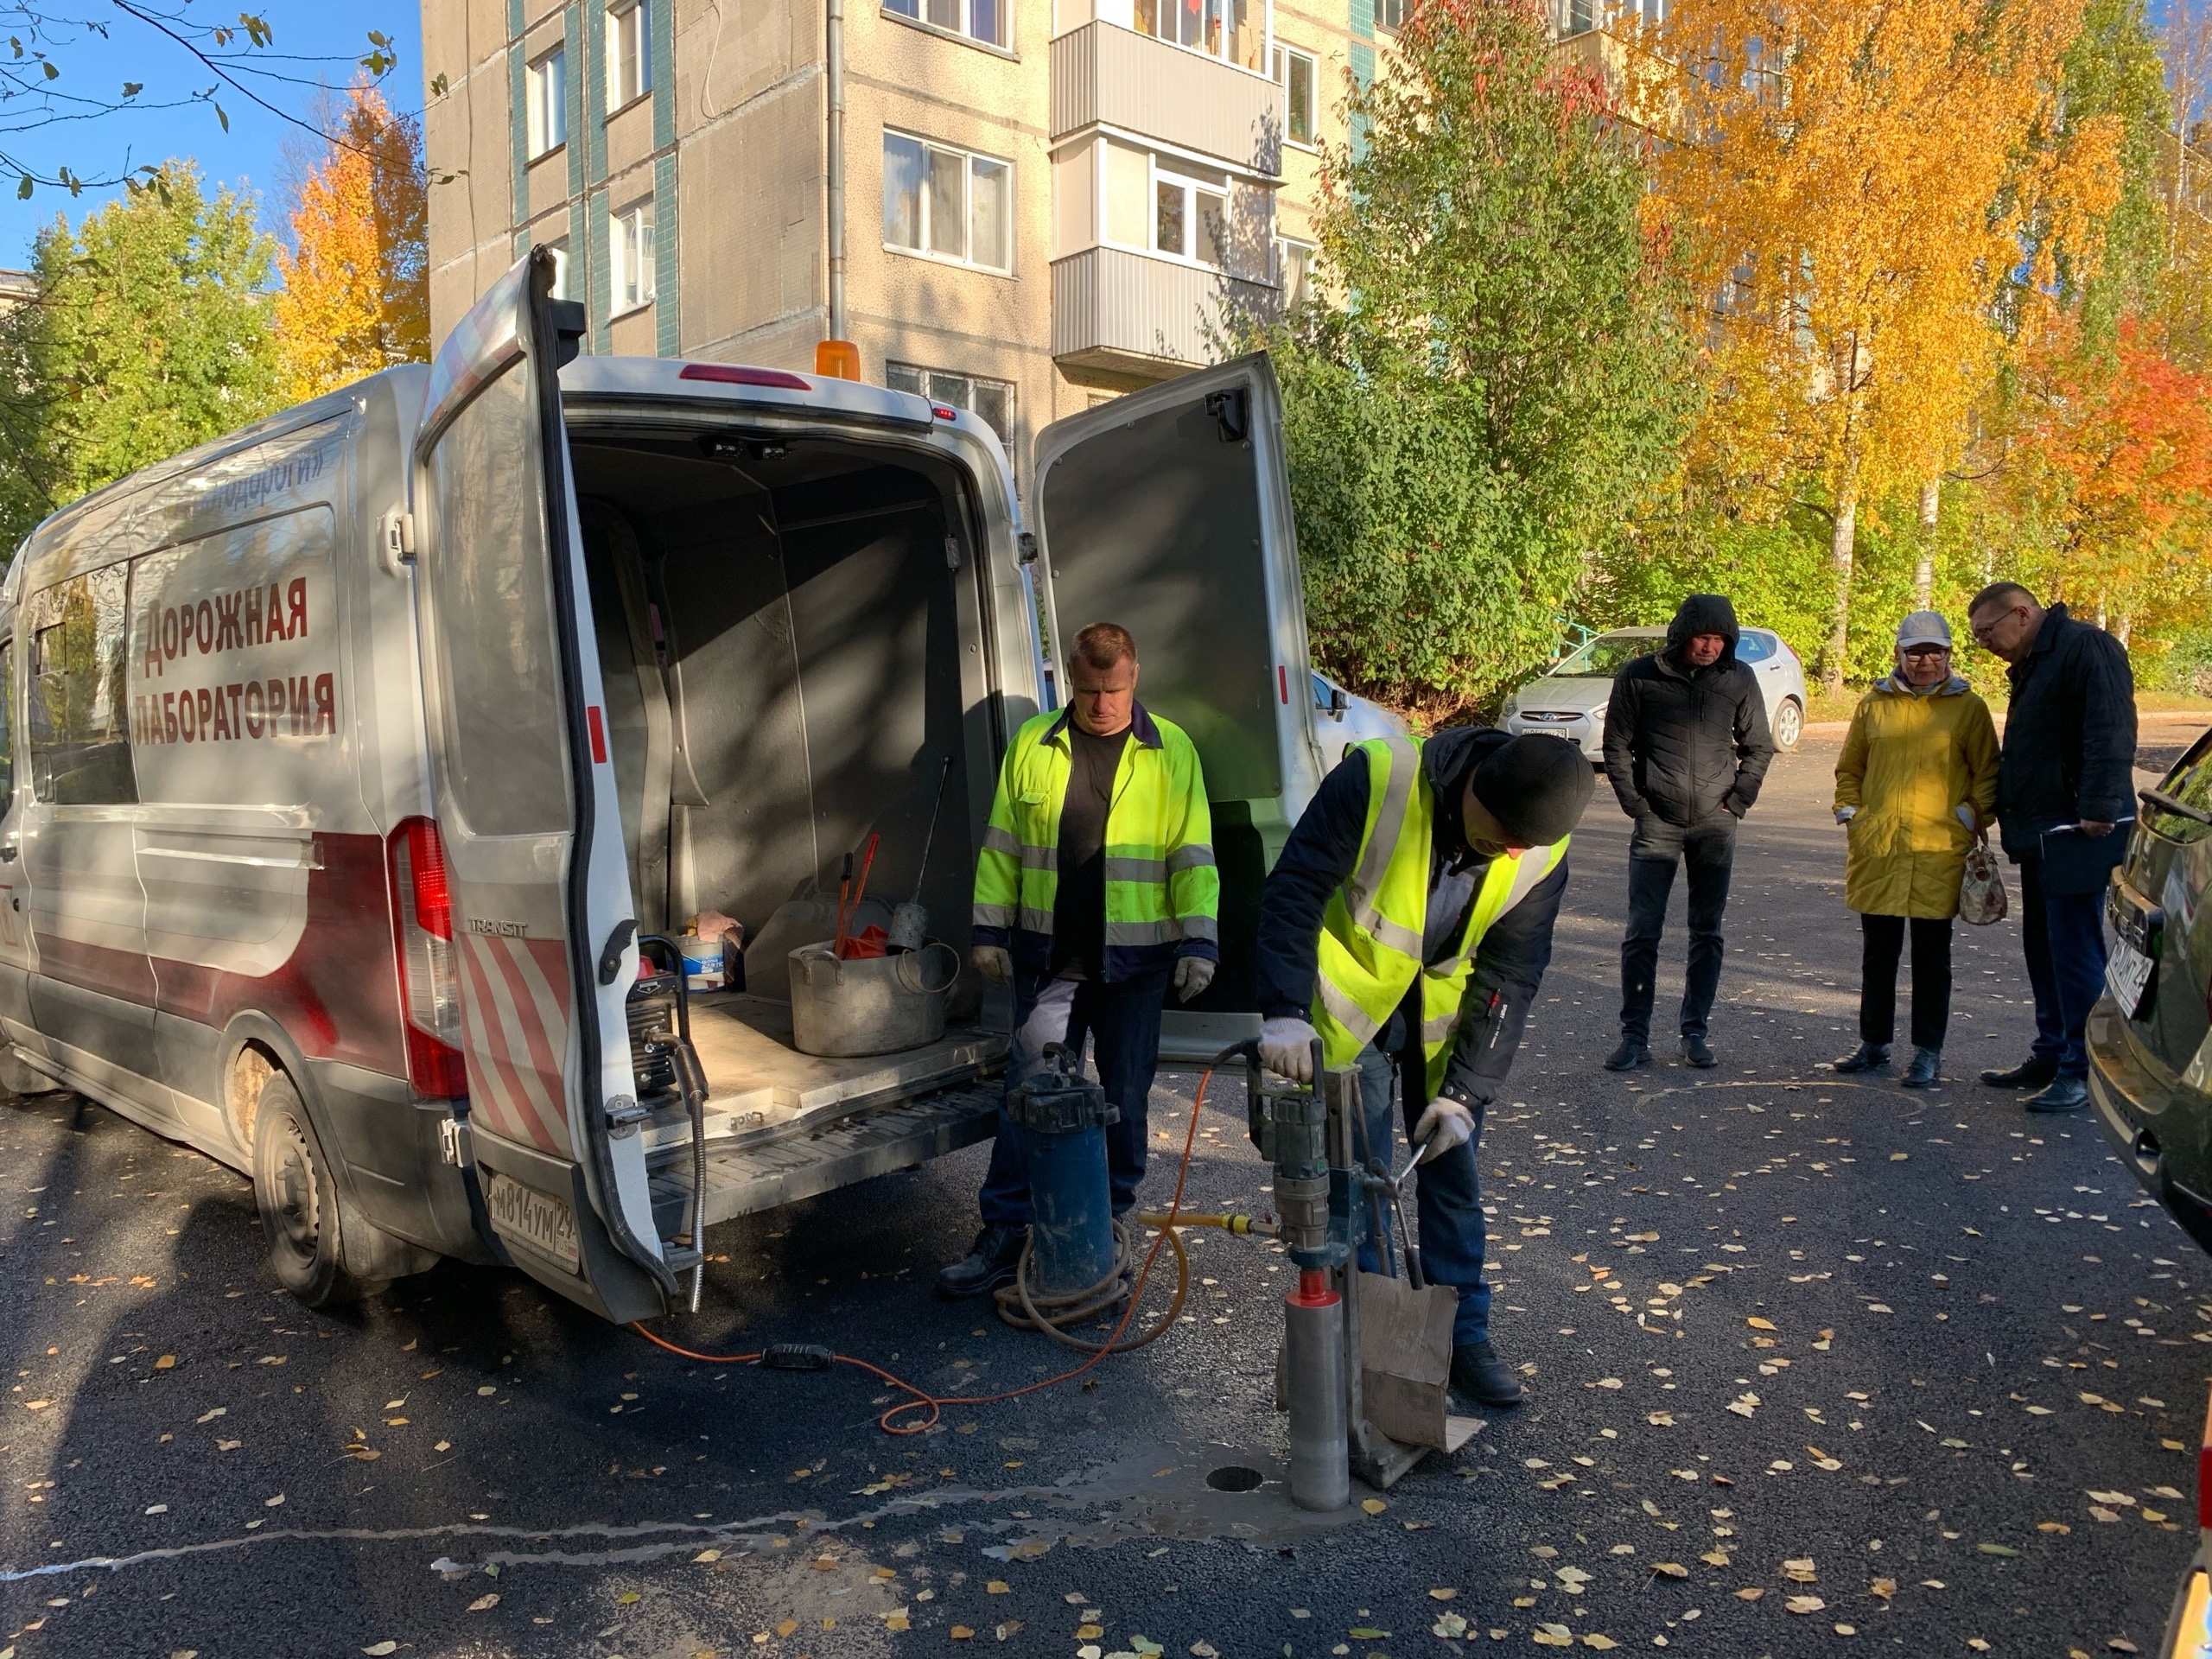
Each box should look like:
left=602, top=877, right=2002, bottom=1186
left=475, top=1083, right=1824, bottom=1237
left=938, top=621, right=1217, bottom=1300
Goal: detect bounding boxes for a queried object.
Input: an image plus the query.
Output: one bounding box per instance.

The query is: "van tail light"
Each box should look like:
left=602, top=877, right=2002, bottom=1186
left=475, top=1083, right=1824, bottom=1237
left=2198, top=1389, right=2212, bottom=1533
left=387, top=817, right=467, bottom=1099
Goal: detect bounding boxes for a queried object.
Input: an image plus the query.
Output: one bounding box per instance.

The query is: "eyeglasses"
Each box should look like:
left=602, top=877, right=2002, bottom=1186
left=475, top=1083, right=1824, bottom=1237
left=1901, top=645, right=1949, bottom=658
left=1967, top=605, right=2025, bottom=641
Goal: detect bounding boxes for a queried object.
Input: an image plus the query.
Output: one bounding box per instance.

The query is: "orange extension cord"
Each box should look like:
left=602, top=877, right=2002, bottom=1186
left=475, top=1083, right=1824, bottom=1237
left=632, top=1065, right=1222, bottom=1435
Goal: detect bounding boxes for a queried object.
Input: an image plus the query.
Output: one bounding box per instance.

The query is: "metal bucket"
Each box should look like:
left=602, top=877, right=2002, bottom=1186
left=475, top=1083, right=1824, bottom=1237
left=787, top=940, right=958, bottom=1058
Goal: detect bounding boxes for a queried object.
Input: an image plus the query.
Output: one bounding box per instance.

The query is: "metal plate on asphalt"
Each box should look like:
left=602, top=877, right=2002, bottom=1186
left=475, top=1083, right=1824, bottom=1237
left=2107, top=937, right=2156, bottom=1020
left=484, top=1170, right=582, bottom=1270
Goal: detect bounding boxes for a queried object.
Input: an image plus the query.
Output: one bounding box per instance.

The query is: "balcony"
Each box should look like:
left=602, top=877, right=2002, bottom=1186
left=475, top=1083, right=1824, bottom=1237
left=1052, top=245, right=1275, bottom=376
left=1051, top=22, right=1282, bottom=174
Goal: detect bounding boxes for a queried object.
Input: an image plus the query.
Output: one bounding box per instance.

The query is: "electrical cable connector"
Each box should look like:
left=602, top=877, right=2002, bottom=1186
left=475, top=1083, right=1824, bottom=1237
left=762, top=1344, right=836, bottom=1370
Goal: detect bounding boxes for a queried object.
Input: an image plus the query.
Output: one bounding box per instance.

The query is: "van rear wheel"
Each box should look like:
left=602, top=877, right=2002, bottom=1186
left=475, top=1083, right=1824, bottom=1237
left=252, top=1077, right=373, bottom=1307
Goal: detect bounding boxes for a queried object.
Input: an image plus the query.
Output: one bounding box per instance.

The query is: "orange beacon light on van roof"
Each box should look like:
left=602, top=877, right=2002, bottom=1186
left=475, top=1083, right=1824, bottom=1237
left=815, top=339, right=861, bottom=380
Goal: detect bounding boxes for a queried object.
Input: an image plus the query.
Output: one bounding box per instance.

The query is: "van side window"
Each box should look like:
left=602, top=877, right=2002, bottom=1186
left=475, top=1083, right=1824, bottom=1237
left=2151, top=731, right=2212, bottom=845
left=29, top=567, right=138, bottom=805
left=426, top=365, right=569, bottom=835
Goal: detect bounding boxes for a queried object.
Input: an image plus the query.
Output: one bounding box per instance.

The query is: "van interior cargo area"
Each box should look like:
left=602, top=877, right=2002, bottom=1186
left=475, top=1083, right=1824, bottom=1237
left=567, top=423, right=1011, bottom=1203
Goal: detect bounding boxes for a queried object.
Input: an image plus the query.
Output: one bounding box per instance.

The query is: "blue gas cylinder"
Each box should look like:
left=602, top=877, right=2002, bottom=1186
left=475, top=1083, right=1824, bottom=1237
left=1007, top=1044, right=1119, bottom=1297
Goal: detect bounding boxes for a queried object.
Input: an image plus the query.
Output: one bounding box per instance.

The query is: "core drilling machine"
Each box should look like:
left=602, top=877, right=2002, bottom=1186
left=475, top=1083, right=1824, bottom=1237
left=1245, top=1039, right=1468, bottom=1510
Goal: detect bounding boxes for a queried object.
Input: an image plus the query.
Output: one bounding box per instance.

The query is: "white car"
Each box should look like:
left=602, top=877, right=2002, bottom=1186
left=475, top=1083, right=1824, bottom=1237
left=1501, top=626, right=1808, bottom=760
left=1310, top=669, right=1408, bottom=761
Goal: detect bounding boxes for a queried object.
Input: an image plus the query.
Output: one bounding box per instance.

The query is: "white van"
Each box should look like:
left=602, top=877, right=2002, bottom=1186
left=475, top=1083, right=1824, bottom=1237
left=0, top=251, right=1332, bottom=1322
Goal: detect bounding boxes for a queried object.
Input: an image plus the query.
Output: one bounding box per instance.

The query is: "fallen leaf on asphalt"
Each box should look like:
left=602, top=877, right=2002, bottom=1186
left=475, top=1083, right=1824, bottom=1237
left=195, top=1408, right=226, bottom=1424
left=949, top=1627, right=974, bottom=1641
left=1700, top=1551, right=1731, bottom=1567
left=1737, top=1588, right=1765, bottom=1601
left=1921, top=1581, right=1947, bottom=1590
left=264, top=1495, right=285, bottom=1508
left=154, top=1355, right=175, bottom=1370
left=693, top=1549, right=721, bottom=1564
left=467, top=1594, right=499, bottom=1611
left=884, top=1611, right=911, bottom=1631
left=1651, top=1563, right=1689, bottom=1580
left=1433, top=1614, right=1470, bottom=1638
left=1785, top=1596, right=1826, bottom=1615
left=362, top=1646, right=397, bottom=1656
left=1835, top=1624, right=1858, bottom=1637
left=1583, top=1637, right=1619, bottom=1650
left=1190, top=1643, right=1218, bottom=1658
left=22, top=1401, right=50, bottom=1411
left=1360, top=1498, right=1387, bottom=1514
left=1648, top=1412, right=1675, bottom=1427
left=1726, top=1394, right=1760, bottom=1419
left=985, top=1580, right=1009, bottom=1594
left=1077, top=1624, right=1104, bottom=1638
left=775, top=1620, right=797, bottom=1637
left=1429, top=1587, right=1458, bottom=1599
left=993, top=1621, right=1021, bottom=1641
left=1976, top=1543, right=2019, bottom=1557
left=1596, top=1377, right=1624, bottom=1389
left=1870, top=1580, right=1897, bottom=1599
left=1532, top=1628, right=1573, bottom=1649
left=2038, top=1522, right=2072, bottom=1535
left=1746, top=1317, right=1777, bottom=1331
left=2108, top=1641, right=2141, bottom=1654
left=1349, top=1627, right=1389, bottom=1639
left=1783, top=1558, right=1817, bottom=1582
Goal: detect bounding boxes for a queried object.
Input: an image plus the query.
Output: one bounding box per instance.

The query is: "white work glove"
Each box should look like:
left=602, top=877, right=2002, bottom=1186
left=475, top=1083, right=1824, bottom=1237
left=970, top=944, right=1012, bottom=984
left=1173, top=957, right=1215, bottom=1003
left=1258, top=1016, right=1321, bottom=1084
left=1955, top=803, right=1978, bottom=833
left=1834, top=805, right=1858, bottom=825
left=1412, top=1098, right=1477, bottom=1163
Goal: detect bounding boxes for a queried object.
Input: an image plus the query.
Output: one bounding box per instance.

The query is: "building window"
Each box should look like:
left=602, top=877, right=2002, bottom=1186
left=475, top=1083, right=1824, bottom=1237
left=881, top=0, right=1004, bottom=48
left=1103, top=139, right=1265, bottom=273
left=887, top=364, right=1014, bottom=457
left=607, top=1, right=652, bottom=108
left=611, top=201, right=655, bottom=314
left=1374, top=0, right=1408, bottom=31
left=1277, top=238, right=1314, bottom=308
left=1272, top=47, right=1316, bottom=145
left=1134, top=0, right=1260, bottom=69
left=546, top=238, right=573, bottom=301
left=526, top=44, right=568, bottom=158
left=882, top=131, right=1012, bottom=272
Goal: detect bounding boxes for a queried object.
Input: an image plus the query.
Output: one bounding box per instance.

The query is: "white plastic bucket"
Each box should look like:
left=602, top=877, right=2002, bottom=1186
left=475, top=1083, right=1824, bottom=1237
left=678, top=932, right=724, bottom=991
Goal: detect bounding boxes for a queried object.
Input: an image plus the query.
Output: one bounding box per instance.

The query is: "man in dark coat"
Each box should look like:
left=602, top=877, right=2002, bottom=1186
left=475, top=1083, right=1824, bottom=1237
left=1600, top=594, right=1775, bottom=1071
left=1967, top=582, right=2137, bottom=1113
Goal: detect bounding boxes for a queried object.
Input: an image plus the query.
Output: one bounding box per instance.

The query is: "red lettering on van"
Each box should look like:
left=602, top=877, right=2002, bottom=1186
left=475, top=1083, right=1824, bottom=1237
left=195, top=687, right=212, bottom=738
left=226, top=683, right=244, bottom=735
left=162, top=607, right=179, bottom=664
left=211, top=683, right=232, bottom=741
left=214, top=592, right=242, bottom=652
left=311, top=672, right=334, bottom=736
left=287, top=579, right=308, bottom=642
left=267, top=677, right=287, bottom=728
left=245, top=584, right=263, bottom=646
left=289, top=675, right=310, bottom=734
left=162, top=690, right=178, bottom=744
left=195, top=600, right=215, bottom=657
left=177, top=689, right=196, bottom=742
left=265, top=584, right=286, bottom=641
left=244, top=678, right=264, bottom=737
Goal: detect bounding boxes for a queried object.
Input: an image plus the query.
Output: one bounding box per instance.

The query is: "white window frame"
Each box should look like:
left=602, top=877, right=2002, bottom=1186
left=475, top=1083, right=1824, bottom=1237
left=880, top=0, right=1009, bottom=50
left=526, top=44, right=568, bottom=159
left=1275, top=235, right=1314, bottom=307
left=1131, top=0, right=1271, bottom=73
left=1102, top=143, right=1246, bottom=273
left=885, top=362, right=1015, bottom=461
left=1374, top=0, right=1408, bottom=31
left=1271, top=45, right=1317, bottom=146
left=606, top=0, right=652, bottom=110
left=611, top=200, right=656, bottom=315
left=880, top=130, right=1015, bottom=275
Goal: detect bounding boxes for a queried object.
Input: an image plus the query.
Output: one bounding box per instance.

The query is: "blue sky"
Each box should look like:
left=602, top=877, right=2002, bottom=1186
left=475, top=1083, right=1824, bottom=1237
left=0, top=2, right=424, bottom=269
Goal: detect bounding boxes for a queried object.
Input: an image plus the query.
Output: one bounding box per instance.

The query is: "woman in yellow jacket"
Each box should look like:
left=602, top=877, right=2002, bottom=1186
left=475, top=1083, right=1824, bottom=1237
left=1831, top=611, right=2000, bottom=1089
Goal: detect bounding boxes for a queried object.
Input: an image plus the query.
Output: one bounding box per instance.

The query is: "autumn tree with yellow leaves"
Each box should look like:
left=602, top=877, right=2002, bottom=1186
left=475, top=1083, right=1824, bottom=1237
left=273, top=83, right=429, bottom=402
left=1635, top=0, right=2122, bottom=691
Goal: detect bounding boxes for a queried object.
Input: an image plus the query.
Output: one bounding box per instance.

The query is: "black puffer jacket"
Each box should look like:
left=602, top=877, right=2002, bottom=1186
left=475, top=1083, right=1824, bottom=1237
left=1602, top=594, right=1776, bottom=826
left=1994, top=603, right=2138, bottom=859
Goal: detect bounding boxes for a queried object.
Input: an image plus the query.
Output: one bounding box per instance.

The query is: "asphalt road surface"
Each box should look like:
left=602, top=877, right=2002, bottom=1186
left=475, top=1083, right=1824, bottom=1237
left=5, top=727, right=2211, bottom=1659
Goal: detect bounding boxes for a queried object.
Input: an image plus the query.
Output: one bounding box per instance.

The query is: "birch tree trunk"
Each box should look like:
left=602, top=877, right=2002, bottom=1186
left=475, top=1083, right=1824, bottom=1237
left=1825, top=479, right=1859, bottom=696
left=1914, top=478, right=1939, bottom=610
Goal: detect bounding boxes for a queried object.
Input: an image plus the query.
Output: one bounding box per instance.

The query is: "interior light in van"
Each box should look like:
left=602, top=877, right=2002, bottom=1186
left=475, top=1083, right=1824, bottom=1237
left=387, top=817, right=468, bottom=1099
left=677, top=363, right=811, bottom=391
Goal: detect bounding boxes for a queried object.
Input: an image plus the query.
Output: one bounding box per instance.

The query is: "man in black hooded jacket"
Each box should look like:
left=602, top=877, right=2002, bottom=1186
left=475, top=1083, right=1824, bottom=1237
left=1600, top=594, right=1775, bottom=1070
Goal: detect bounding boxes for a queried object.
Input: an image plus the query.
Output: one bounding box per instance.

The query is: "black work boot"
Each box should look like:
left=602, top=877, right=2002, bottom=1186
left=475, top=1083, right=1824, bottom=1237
left=2024, top=1075, right=2088, bottom=1114
left=1604, top=1038, right=1652, bottom=1071
left=1834, top=1042, right=1891, bottom=1074
left=1680, top=1035, right=1717, bottom=1069
left=935, top=1224, right=1027, bottom=1300
left=1449, top=1338, right=1524, bottom=1407
left=1980, top=1055, right=2057, bottom=1090
left=1900, top=1047, right=1942, bottom=1089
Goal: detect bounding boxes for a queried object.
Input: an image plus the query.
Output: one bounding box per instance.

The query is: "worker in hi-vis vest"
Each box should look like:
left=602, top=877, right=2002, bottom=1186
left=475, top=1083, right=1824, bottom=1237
left=1254, top=727, right=1592, bottom=1406
left=939, top=622, right=1219, bottom=1300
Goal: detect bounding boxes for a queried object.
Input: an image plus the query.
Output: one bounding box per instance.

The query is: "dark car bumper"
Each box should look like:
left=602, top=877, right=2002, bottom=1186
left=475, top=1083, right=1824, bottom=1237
left=2088, top=998, right=2212, bottom=1255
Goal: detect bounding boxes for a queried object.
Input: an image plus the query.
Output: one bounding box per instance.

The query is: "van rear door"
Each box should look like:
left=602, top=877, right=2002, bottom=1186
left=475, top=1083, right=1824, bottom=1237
left=412, top=250, right=680, bottom=1320
left=1028, top=353, right=1325, bottom=1056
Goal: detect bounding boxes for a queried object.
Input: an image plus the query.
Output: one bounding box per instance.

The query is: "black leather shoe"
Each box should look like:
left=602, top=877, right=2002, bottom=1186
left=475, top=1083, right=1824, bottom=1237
left=935, top=1224, right=1027, bottom=1300
left=1681, top=1035, right=1717, bottom=1069
left=1980, top=1056, right=2058, bottom=1090
left=1900, top=1046, right=1942, bottom=1089
left=1834, top=1042, right=1891, bottom=1073
left=2024, top=1075, right=2088, bottom=1114
left=1449, top=1339, right=1523, bottom=1407
left=1604, top=1039, right=1652, bottom=1071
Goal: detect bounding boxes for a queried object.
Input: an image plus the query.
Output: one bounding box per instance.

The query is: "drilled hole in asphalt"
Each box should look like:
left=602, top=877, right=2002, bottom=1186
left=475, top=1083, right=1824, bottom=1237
left=1205, top=1465, right=1264, bottom=1493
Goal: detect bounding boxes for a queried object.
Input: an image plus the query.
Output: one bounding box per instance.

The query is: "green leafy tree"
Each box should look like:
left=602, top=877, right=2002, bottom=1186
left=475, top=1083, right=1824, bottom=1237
left=0, top=158, right=281, bottom=548
left=1243, top=0, right=1696, bottom=721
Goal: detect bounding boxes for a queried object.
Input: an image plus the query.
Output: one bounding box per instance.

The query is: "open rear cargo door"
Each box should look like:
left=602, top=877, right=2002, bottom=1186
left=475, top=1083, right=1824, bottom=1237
left=1029, top=353, right=1325, bottom=1059
left=412, top=250, right=680, bottom=1320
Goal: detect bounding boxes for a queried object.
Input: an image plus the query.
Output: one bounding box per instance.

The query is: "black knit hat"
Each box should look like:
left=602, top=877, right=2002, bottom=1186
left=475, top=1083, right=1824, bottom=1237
left=1471, top=734, right=1595, bottom=848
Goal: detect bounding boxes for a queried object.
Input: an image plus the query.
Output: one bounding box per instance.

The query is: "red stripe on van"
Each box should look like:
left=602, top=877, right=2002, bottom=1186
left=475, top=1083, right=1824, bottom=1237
left=586, top=704, right=608, bottom=766
left=1278, top=664, right=1289, bottom=705
left=454, top=931, right=559, bottom=1156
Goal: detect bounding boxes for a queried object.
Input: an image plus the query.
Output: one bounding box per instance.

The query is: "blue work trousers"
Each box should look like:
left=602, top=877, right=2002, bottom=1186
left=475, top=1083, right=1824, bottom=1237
left=1351, top=1043, right=1490, bottom=1348
left=976, top=967, right=1170, bottom=1227
left=2018, top=853, right=2107, bottom=1079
